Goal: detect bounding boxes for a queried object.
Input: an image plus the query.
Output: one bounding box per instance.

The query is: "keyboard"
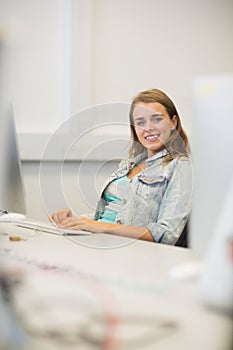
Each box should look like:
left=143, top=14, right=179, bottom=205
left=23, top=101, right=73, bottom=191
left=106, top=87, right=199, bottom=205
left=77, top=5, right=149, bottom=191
left=13, top=218, right=92, bottom=236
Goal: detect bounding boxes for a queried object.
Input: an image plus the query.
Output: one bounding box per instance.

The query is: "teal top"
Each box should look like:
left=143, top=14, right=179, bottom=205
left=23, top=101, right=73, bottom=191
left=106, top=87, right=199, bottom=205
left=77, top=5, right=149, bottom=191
left=98, top=175, right=129, bottom=223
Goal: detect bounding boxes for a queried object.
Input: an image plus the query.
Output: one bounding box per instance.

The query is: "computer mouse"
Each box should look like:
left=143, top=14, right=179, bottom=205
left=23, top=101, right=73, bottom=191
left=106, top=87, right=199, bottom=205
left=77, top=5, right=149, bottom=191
left=0, top=213, right=26, bottom=222
left=169, top=261, right=203, bottom=281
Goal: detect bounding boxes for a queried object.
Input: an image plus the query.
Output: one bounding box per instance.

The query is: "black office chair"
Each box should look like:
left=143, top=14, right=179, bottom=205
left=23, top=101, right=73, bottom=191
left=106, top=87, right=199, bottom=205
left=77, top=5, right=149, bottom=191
left=175, top=220, right=189, bottom=248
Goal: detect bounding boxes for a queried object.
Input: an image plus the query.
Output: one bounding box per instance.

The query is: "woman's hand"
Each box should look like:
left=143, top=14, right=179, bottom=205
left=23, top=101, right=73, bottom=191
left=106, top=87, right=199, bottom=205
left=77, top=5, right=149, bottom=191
left=57, top=216, right=109, bottom=233
left=50, top=212, right=154, bottom=241
left=49, top=208, right=73, bottom=225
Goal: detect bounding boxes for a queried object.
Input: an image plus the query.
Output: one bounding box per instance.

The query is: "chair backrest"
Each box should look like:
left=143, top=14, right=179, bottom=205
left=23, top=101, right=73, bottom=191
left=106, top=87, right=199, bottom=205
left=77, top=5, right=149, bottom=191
left=175, top=220, right=189, bottom=248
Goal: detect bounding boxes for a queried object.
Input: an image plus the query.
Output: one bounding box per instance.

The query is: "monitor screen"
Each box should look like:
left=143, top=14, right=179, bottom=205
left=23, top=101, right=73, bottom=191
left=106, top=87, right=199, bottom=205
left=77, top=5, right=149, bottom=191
left=0, top=42, right=26, bottom=215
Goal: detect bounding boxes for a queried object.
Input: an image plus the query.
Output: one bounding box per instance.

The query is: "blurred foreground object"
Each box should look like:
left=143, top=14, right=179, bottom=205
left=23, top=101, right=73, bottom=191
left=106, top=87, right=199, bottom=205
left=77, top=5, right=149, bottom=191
left=191, top=73, right=233, bottom=256
left=0, top=268, right=26, bottom=350
left=199, top=180, right=233, bottom=314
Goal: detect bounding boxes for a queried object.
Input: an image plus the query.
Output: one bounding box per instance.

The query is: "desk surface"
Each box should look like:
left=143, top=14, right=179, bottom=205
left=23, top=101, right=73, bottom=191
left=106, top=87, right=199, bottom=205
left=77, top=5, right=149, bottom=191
left=0, top=224, right=232, bottom=350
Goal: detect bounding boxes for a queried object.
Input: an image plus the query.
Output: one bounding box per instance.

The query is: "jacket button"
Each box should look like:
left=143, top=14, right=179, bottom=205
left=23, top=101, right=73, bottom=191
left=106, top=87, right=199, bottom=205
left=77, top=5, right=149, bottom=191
left=122, top=199, right=127, bottom=205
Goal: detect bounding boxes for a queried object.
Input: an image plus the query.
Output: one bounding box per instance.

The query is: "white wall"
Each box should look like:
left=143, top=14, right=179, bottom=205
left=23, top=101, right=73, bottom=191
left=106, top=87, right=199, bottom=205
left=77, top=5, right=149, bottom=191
left=92, top=0, right=233, bottom=131
left=1, top=0, right=233, bottom=135
left=1, top=0, right=233, bottom=219
left=0, top=0, right=65, bottom=133
left=0, top=0, right=93, bottom=134
left=22, top=160, right=118, bottom=221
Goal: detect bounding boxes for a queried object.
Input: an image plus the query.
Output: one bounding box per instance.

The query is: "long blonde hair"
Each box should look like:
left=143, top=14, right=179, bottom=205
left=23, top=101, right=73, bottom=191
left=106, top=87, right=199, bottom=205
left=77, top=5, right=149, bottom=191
left=128, top=88, right=190, bottom=160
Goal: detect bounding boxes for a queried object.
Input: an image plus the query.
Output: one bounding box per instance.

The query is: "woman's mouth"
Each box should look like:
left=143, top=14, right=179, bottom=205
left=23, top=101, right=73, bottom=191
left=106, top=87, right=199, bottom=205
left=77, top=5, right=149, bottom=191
left=145, top=134, right=160, bottom=141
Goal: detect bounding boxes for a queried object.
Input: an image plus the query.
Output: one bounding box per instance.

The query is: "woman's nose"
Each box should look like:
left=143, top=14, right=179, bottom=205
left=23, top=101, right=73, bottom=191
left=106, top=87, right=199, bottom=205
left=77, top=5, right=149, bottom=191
left=144, top=120, right=156, bottom=132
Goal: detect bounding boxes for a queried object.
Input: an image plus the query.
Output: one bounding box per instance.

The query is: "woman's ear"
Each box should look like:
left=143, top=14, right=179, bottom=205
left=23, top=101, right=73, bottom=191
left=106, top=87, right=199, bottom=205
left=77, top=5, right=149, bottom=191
left=171, top=115, right=178, bottom=130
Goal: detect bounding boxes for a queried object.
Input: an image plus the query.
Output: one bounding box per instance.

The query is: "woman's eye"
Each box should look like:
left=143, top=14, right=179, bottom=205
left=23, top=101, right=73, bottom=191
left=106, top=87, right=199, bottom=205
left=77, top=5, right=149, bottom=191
left=135, top=120, right=145, bottom=126
left=153, top=117, right=163, bottom=123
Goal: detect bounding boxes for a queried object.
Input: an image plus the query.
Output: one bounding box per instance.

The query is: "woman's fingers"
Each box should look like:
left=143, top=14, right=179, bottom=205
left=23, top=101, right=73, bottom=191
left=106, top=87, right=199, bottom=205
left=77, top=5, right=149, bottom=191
left=58, top=217, right=81, bottom=228
left=58, top=216, right=98, bottom=232
left=49, top=208, right=72, bottom=225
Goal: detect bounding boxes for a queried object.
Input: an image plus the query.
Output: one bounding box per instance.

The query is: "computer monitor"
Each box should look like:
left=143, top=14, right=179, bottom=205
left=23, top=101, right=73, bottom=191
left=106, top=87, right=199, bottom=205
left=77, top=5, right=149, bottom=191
left=190, top=73, right=233, bottom=256
left=0, top=37, right=26, bottom=215
left=0, top=102, right=26, bottom=215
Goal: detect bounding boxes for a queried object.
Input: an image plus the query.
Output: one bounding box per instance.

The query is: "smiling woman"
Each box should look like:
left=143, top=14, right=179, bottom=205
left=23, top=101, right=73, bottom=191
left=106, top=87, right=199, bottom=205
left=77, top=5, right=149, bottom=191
left=132, top=103, right=177, bottom=158
left=128, top=89, right=190, bottom=161
left=50, top=89, right=192, bottom=246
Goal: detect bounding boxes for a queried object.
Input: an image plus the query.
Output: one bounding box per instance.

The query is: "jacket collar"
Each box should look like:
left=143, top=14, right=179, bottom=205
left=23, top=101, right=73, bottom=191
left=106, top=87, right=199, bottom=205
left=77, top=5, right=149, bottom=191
left=145, top=149, right=169, bottom=166
left=129, top=148, right=169, bottom=166
left=125, top=148, right=169, bottom=169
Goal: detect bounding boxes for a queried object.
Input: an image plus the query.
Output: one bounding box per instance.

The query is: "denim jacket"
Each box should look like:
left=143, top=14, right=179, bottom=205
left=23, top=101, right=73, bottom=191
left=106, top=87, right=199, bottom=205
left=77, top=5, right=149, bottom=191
left=93, top=149, right=193, bottom=245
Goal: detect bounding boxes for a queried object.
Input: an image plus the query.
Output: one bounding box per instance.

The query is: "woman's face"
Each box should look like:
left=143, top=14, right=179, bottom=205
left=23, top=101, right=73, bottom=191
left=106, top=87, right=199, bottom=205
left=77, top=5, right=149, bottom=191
left=133, top=102, right=177, bottom=158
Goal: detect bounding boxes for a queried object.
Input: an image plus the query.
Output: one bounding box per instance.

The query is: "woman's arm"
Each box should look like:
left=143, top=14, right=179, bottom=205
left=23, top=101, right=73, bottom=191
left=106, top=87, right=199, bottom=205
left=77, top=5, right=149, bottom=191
left=146, top=158, right=192, bottom=244
left=58, top=216, right=155, bottom=242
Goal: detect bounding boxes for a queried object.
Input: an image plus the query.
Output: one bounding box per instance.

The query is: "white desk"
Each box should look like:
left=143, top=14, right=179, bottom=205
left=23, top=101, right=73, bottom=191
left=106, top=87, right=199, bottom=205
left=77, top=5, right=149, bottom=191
left=0, top=224, right=232, bottom=350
